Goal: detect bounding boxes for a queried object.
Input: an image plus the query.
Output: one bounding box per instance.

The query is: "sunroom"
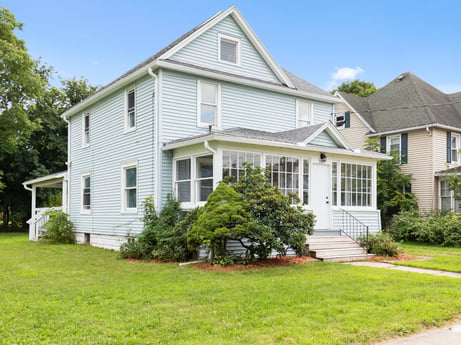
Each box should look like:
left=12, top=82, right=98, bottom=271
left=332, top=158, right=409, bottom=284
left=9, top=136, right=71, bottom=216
left=163, top=122, right=388, bottom=235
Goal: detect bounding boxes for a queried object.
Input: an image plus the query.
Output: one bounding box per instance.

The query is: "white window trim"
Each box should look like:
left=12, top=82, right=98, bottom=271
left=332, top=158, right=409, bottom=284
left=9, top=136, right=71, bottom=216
left=125, top=86, right=136, bottom=132
left=82, top=111, right=90, bottom=148
left=197, top=80, right=221, bottom=129
left=217, top=33, right=241, bottom=66
left=296, top=99, right=313, bottom=128
left=81, top=172, right=91, bottom=214
left=387, top=134, right=401, bottom=156
left=451, top=133, right=460, bottom=164
left=121, top=161, right=138, bottom=213
left=173, top=156, right=193, bottom=209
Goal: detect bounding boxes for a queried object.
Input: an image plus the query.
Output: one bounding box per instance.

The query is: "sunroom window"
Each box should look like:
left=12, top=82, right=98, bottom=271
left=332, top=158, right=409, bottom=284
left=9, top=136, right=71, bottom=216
left=176, top=159, right=191, bottom=202
left=222, top=150, right=261, bottom=183
left=340, top=163, right=372, bottom=207
left=175, top=155, right=214, bottom=204
left=196, top=155, right=213, bottom=202
left=265, top=155, right=300, bottom=197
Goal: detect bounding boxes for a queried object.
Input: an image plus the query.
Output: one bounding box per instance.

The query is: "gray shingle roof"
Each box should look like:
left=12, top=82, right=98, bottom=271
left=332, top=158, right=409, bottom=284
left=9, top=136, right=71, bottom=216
left=282, top=69, right=332, bottom=97
left=340, top=72, right=461, bottom=134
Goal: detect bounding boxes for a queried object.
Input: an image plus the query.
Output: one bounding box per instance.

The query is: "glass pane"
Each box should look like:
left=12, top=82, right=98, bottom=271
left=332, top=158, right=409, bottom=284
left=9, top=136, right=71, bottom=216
left=128, top=89, right=135, bottom=109
left=220, top=39, right=237, bottom=63
left=177, top=159, right=191, bottom=181
left=441, top=197, right=451, bottom=212
left=200, top=104, right=216, bottom=124
left=177, top=181, right=191, bottom=202
left=199, top=179, right=213, bottom=202
left=125, top=167, right=136, bottom=188
left=197, top=155, right=213, bottom=178
left=223, top=151, right=230, bottom=168
left=127, top=189, right=136, bottom=208
left=129, top=111, right=135, bottom=128
left=254, top=155, right=261, bottom=167
left=231, top=151, right=238, bottom=168
left=84, top=114, right=89, bottom=130
left=201, top=83, right=217, bottom=104
left=84, top=176, right=90, bottom=188
left=303, top=191, right=308, bottom=204
left=238, top=152, right=245, bottom=169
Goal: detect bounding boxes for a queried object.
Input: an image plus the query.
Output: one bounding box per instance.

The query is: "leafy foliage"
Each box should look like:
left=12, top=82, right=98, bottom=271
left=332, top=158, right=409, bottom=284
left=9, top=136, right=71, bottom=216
left=120, top=196, right=196, bottom=261
left=41, top=210, right=75, bottom=244
left=189, top=165, right=315, bottom=260
left=360, top=232, right=401, bottom=256
left=331, top=80, right=378, bottom=97
left=390, top=210, right=461, bottom=247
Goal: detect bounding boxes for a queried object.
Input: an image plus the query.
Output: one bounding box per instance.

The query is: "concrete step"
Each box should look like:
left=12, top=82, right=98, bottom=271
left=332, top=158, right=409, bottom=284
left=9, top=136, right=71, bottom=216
left=306, top=236, right=353, bottom=244
left=310, top=247, right=367, bottom=258
left=307, top=242, right=360, bottom=250
left=312, top=230, right=342, bottom=236
left=321, top=254, right=375, bottom=263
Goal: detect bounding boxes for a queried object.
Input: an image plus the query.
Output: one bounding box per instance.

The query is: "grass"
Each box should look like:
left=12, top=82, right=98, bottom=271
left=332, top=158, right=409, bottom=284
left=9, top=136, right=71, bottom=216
left=394, top=241, right=461, bottom=273
left=1, top=233, right=461, bottom=345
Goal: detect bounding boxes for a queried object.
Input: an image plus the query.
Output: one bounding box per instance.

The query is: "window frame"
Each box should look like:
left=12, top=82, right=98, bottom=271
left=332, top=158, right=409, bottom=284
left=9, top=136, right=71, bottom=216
left=296, top=99, right=312, bottom=128
left=121, top=162, right=138, bottom=213
left=222, top=150, right=262, bottom=183
left=218, top=33, right=241, bottom=66
left=387, top=134, right=401, bottom=156
left=197, top=80, right=221, bottom=128
left=81, top=173, right=91, bottom=214
left=125, top=86, right=136, bottom=132
left=82, top=111, right=90, bottom=147
left=451, top=133, right=460, bottom=164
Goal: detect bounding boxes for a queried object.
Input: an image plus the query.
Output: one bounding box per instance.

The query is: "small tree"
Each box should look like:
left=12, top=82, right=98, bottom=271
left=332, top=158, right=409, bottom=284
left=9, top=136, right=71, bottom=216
left=331, top=80, right=378, bottom=97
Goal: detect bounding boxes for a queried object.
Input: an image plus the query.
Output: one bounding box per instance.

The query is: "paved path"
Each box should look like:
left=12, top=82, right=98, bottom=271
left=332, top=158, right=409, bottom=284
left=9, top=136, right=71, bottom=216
left=348, top=261, right=461, bottom=278
left=348, top=261, right=461, bottom=344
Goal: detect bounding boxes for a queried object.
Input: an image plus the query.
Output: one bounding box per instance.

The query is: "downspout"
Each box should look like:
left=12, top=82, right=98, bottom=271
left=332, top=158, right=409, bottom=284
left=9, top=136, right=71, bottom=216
left=63, top=115, right=71, bottom=214
left=204, top=140, right=217, bottom=196
left=204, top=140, right=217, bottom=155
left=148, top=66, right=159, bottom=208
left=22, top=183, right=32, bottom=192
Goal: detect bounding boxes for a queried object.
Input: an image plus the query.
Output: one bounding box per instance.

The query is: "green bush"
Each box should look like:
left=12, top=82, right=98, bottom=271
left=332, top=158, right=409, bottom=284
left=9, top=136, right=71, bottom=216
left=360, top=232, right=401, bottom=256
left=390, top=211, right=461, bottom=247
left=42, top=210, right=75, bottom=244
left=120, top=195, right=196, bottom=262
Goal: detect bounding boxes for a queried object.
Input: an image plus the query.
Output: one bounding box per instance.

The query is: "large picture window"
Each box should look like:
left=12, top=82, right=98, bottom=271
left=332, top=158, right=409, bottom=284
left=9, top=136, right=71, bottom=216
left=340, top=163, right=372, bottom=207
left=222, top=150, right=261, bottom=183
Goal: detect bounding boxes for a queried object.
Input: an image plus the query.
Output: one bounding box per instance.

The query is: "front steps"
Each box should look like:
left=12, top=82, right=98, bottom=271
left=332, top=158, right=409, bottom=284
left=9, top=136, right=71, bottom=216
left=306, top=235, right=374, bottom=262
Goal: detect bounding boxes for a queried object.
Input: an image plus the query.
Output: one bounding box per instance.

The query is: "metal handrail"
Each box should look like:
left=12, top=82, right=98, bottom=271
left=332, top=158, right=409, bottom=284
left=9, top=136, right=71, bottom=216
left=340, top=208, right=369, bottom=252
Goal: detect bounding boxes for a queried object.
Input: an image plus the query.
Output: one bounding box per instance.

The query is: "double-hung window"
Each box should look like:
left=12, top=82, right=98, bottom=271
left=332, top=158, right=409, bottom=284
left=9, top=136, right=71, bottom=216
left=451, top=134, right=460, bottom=163
left=218, top=34, right=240, bottom=65
left=175, top=155, right=214, bottom=205
left=81, top=174, right=91, bottom=213
left=122, top=164, right=137, bottom=212
left=198, top=81, right=220, bottom=128
left=387, top=134, right=401, bottom=156
left=440, top=180, right=452, bottom=212
left=176, top=158, right=191, bottom=203
left=296, top=100, right=312, bottom=128
left=196, top=155, right=213, bottom=202
left=126, top=87, right=136, bottom=130
left=83, top=112, right=90, bottom=147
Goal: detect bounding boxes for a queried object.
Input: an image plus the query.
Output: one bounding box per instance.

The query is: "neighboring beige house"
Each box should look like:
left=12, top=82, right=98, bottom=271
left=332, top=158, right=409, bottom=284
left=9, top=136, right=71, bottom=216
left=335, top=72, right=461, bottom=213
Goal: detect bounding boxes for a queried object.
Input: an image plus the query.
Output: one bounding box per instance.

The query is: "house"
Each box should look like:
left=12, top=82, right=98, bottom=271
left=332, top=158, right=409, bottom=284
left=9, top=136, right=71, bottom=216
left=335, top=72, right=461, bottom=213
left=24, top=6, right=387, bottom=251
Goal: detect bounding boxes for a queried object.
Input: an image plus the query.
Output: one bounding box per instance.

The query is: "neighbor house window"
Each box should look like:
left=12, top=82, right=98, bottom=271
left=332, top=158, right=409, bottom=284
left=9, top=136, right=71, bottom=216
left=176, top=158, right=191, bottom=203
left=198, top=81, right=220, bottom=127
left=122, top=164, right=137, bottom=211
left=451, top=134, right=460, bottom=163
left=83, top=112, right=90, bottom=147
left=340, top=163, right=372, bottom=207
left=222, top=150, right=261, bottom=183
left=266, top=155, right=300, bottom=198
left=387, top=134, right=401, bottom=155
left=297, top=100, right=312, bottom=128
left=440, top=180, right=452, bottom=212
left=81, top=174, right=91, bottom=212
left=218, top=34, right=240, bottom=65
left=126, top=87, right=136, bottom=130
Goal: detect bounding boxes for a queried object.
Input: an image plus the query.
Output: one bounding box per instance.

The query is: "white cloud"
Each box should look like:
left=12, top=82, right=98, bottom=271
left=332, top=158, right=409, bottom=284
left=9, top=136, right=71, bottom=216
left=327, top=66, right=364, bottom=91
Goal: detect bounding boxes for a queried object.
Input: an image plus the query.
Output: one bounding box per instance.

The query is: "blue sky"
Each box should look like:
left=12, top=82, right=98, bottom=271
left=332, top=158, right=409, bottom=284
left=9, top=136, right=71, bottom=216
left=3, top=0, right=461, bottom=93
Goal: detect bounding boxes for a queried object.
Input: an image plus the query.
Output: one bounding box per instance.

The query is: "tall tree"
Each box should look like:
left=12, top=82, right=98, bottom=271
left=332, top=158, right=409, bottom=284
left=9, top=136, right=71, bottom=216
left=0, top=7, right=44, bottom=153
left=332, top=80, right=378, bottom=97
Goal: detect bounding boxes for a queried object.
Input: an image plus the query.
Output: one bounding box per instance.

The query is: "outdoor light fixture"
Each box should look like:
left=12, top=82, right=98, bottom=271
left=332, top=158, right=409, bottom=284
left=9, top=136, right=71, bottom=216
left=320, top=153, right=327, bottom=162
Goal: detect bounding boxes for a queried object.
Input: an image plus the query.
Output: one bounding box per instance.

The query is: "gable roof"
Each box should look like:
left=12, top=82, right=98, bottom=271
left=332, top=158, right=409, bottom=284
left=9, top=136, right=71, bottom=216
left=62, top=6, right=338, bottom=119
left=338, top=72, right=461, bottom=135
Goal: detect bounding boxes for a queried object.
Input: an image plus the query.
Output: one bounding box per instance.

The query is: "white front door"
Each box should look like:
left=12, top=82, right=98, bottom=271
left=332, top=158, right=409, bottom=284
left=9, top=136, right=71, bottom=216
left=311, top=164, right=331, bottom=230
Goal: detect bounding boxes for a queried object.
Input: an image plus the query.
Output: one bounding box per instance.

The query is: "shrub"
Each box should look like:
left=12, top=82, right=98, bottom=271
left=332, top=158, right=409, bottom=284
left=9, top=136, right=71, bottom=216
left=42, top=210, right=75, bottom=244
left=120, top=195, right=196, bottom=261
left=360, top=232, right=401, bottom=257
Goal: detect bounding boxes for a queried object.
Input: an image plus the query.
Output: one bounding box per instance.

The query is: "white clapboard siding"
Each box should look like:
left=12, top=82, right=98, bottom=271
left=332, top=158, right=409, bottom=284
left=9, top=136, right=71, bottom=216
left=332, top=209, right=381, bottom=234
left=310, top=131, right=338, bottom=147
left=171, top=16, right=281, bottom=84
left=313, top=101, right=334, bottom=124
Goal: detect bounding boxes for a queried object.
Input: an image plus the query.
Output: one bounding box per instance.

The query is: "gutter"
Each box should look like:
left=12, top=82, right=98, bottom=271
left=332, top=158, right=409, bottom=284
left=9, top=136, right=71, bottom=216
left=367, top=123, right=461, bottom=137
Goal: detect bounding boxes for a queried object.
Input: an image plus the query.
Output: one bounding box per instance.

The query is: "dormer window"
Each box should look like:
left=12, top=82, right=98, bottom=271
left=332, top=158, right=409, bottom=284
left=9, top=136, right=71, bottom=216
left=218, top=34, right=240, bottom=65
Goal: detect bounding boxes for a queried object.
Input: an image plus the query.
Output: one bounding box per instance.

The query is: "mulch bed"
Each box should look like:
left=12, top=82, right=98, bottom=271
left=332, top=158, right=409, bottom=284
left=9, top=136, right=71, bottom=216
left=192, top=256, right=316, bottom=271
left=369, top=253, right=416, bottom=262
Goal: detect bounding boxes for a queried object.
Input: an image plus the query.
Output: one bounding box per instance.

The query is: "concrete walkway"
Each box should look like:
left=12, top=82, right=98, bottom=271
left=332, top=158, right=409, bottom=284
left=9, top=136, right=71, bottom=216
left=349, top=261, right=461, bottom=278
left=348, top=261, right=461, bottom=344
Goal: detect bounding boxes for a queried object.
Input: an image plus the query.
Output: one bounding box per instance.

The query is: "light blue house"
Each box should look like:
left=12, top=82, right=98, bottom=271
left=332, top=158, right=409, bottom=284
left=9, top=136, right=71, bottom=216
left=25, top=6, right=387, bottom=251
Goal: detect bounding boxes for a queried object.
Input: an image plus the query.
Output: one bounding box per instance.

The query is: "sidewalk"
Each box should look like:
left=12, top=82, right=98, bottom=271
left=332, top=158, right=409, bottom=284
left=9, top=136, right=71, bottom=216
left=349, top=261, right=461, bottom=278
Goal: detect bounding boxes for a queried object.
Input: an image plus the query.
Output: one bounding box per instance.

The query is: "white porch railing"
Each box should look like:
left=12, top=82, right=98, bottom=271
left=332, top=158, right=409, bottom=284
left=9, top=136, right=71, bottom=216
left=26, top=207, right=62, bottom=241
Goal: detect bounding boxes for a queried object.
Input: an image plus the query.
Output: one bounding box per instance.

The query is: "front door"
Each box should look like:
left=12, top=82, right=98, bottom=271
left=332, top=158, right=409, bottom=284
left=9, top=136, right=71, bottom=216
left=311, top=163, right=331, bottom=230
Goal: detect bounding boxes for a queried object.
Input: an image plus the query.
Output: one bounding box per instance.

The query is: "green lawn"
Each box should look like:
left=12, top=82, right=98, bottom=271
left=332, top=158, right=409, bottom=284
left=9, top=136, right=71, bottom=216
left=394, top=242, right=461, bottom=273
left=1, top=233, right=461, bottom=345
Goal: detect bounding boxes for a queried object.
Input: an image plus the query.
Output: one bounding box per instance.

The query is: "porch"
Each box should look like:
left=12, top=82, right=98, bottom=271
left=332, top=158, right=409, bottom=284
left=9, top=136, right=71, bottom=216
left=23, top=171, right=68, bottom=241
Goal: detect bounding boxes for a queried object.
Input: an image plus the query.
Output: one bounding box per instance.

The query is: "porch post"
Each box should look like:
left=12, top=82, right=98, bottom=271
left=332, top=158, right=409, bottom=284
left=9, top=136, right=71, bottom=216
left=29, top=185, right=36, bottom=241
left=62, top=179, right=68, bottom=213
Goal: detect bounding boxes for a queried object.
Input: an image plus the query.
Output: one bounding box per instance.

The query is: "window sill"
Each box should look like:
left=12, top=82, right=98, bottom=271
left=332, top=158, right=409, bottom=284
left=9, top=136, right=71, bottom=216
left=80, top=210, right=91, bottom=215
left=124, top=127, right=137, bottom=134
left=121, top=209, right=138, bottom=214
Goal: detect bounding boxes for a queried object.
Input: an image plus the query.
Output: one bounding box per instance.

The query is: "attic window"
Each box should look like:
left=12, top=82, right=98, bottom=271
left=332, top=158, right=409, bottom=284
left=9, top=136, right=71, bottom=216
left=218, top=34, right=240, bottom=65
